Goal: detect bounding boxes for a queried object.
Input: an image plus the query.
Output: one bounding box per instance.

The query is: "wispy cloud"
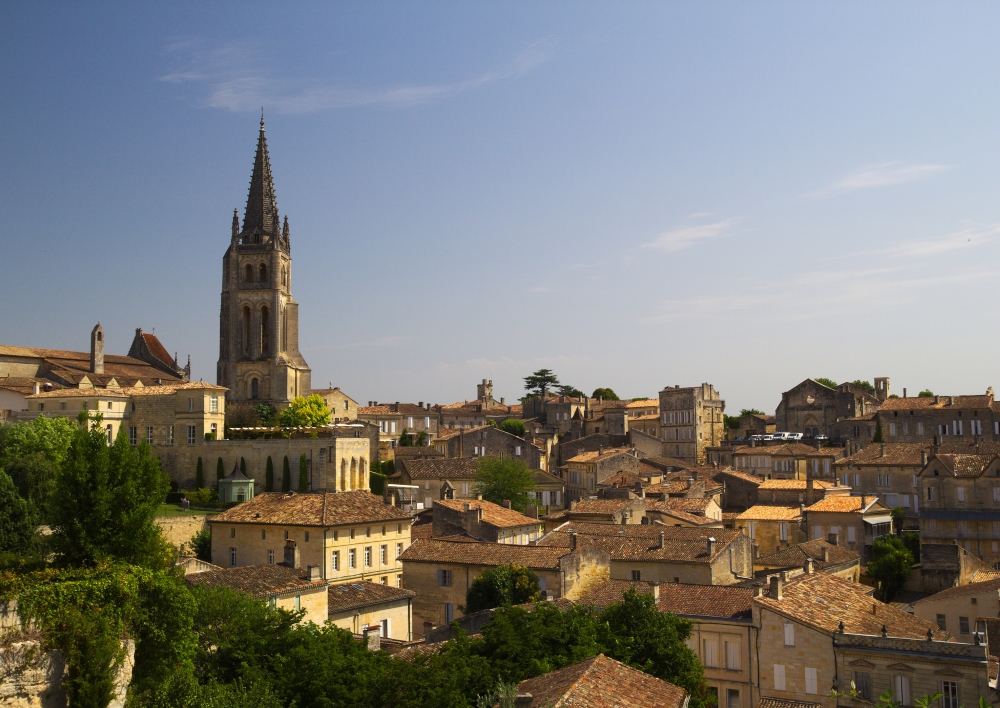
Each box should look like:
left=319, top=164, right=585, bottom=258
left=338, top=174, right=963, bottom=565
left=642, top=218, right=740, bottom=254
left=863, top=223, right=1000, bottom=259
left=305, top=336, right=409, bottom=351
left=160, top=38, right=555, bottom=114
left=807, top=161, right=951, bottom=198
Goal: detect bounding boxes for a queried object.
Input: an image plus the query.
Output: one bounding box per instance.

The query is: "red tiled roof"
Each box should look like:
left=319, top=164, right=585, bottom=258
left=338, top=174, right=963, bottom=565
left=804, top=495, right=887, bottom=513
left=736, top=505, right=802, bottom=521
left=934, top=453, right=996, bottom=478
left=577, top=578, right=755, bottom=619
left=435, top=498, right=542, bottom=528
left=515, top=654, right=687, bottom=708
left=186, top=563, right=326, bottom=597
left=913, top=577, right=1000, bottom=604
left=398, top=538, right=575, bottom=569
left=327, top=580, right=416, bottom=614
left=755, top=540, right=860, bottom=570
left=539, top=525, right=740, bottom=563
left=208, top=490, right=411, bottom=526
left=397, top=458, right=479, bottom=480
left=879, top=394, right=994, bottom=411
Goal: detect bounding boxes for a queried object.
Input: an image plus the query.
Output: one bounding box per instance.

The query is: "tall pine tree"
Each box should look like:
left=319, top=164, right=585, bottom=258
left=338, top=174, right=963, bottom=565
left=282, top=456, right=291, bottom=492
left=265, top=456, right=274, bottom=492
left=298, top=453, right=308, bottom=492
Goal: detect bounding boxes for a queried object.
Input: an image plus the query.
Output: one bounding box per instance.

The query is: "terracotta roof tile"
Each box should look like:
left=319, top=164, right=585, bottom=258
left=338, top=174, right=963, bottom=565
left=577, top=578, right=755, bottom=619
left=755, top=540, right=860, bottom=570
left=208, top=490, right=411, bottom=526
left=186, top=563, right=326, bottom=597
left=567, top=448, right=635, bottom=464
left=652, top=509, right=722, bottom=526
left=913, top=577, right=1000, bottom=604
left=397, top=458, right=479, bottom=480
left=736, top=505, right=802, bottom=521
left=646, top=498, right=714, bottom=512
left=435, top=498, right=542, bottom=528
left=839, top=443, right=932, bottom=466
left=758, top=479, right=836, bottom=490
left=935, top=453, right=996, bottom=478
left=398, top=538, right=574, bottom=569
left=357, top=405, right=394, bottom=416
left=734, top=443, right=821, bottom=456
left=515, top=654, right=688, bottom=708
left=756, top=699, right=822, bottom=708
left=804, top=495, right=887, bottom=513
left=539, top=524, right=741, bottom=563
left=327, top=580, right=416, bottom=614
left=879, top=395, right=994, bottom=411
left=756, top=571, right=947, bottom=640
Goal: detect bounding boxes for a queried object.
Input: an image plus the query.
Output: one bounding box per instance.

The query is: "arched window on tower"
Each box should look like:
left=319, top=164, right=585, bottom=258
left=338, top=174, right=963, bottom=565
left=251, top=378, right=259, bottom=400
left=242, top=306, right=251, bottom=353
left=260, top=306, right=270, bottom=355
left=259, top=263, right=267, bottom=283
left=245, top=264, right=253, bottom=283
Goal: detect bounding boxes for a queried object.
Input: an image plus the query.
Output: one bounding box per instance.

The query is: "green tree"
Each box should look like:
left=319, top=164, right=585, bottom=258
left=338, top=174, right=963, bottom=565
left=216, top=457, right=224, bottom=483
left=398, top=428, right=414, bottom=447
left=239, top=457, right=246, bottom=475
left=298, top=454, right=308, bottom=492
left=463, top=564, right=541, bottom=614
left=873, top=418, right=884, bottom=443
left=902, top=531, right=921, bottom=563
left=474, top=457, right=535, bottom=512
left=739, top=408, right=765, bottom=417
left=867, top=536, right=914, bottom=601
left=815, top=377, right=839, bottom=389
left=277, top=395, right=331, bottom=427
left=254, top=402, right=277, bottom=426
left=723, top=415, right=740, bottom=430
left=591, top=388, right=619, bottom=400
left=369, top=471, right=387, bottom=496
left=190, top=529, right=212, bottom=563
left=852, top=379, right=876, bottom=395
left=0, top=468, right=37, bottom=553
left=0, top=414, right=76, bottom=468
left=49, top=416, right=172, bottom=568
left=4, top=452, right=58, bottom=522
left=919, top=389, right=934, bottom=398
left=498, top=419, right=526, bottom=438
left=282, top=456, right=290, bottom=492
left=524, top=369, right=559, bottom=397
left=555, top=385, right=584, bottom=398
left=890, top=507, right=906, bottom=534
left=196, top=457, right=204, bottom=489
left=265, top=457, right=274, bottom=492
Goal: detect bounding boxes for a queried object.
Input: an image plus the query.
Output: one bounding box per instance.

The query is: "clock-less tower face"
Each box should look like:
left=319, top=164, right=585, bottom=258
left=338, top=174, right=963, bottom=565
left=217, top=119, right=311, bottom=405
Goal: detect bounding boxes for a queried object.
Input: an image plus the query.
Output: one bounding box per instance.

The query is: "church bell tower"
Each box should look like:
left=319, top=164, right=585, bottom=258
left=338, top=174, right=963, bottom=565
left=217, top=117, right=311, bottom=405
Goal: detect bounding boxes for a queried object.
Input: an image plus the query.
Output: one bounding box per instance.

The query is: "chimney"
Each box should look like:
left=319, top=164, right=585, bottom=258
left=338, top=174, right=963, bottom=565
left=921, top=450, right=928, bottom=466
left=571, top=532, right=578, bottom=549
left=651, top=582, right=660, bottom=601
left=464, top=502, right=472, bottom=511
left=32, top=381, right=40, bottom=395
left=903, top=388, right=907, bottom=398
left=880, top=443, right=886, bottom=457
left=659, top=531, right=665, bottom=549
left=514, top=695, right=534, bottom=707
left=307, top=565, right=321, bottom=581
left=822, top=546, right=830, bottom=563
left=90, top=323, right=105, bottom=375
left=363, top=625, right=381, bottom=651
left=754, top=585, right=763, bottom=597
left=804, top=558, right=814, bottom=574
left=753, top=543, right=760, bottom=559
left=769, top=575, right=783, bottom=600
left=476, top=493, right=483, bottom=501
left=423, top=621, right=435, bottom=637
left=284, top=540, right=300, bottom=569
left=827, top=532, right=839, bottom=546
left=526, top=505, right=538, bottom=519
left=501, top=397, right=505, bottom=405
left=418, top=401, right=423, bottom=408
left=502, top=500, right=512, bottom=509
left=707, top=537, right=716, bottom=556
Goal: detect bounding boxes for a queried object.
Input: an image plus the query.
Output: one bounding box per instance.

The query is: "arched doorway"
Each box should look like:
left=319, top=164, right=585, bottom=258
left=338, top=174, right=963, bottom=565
left=251, top=378, right=259, bottom=400
left=260, top=305, right=270, bottom=354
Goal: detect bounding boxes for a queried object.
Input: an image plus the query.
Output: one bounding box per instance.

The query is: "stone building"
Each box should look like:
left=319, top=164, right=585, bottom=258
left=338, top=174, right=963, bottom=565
left=312, top=386, right=358, bottom=422
left=658, top=383, right=726, bottom=464
left=563, top=448, right=640, bottom=501
left=208, top=490, right=412, bottom=586
left=918, top=452, right=1000, bottom=567
left=873, top=391, right=999, bottom=446
left=432, top=425, right=544, bottom=470
left=217, top=118, right=310, bottom=405
left=431, top=498, right=544, bottom=544
left=757, top=479, right=844, bottom=507
left=541, top=497, right=648, bottom=530
left=753, top=539, right=860, bottom=582
left=803, top=495, right=892, bottom=561
left=834, top=443, right=929, bottom=523
left=579, top=580, right=758, bottom=708
left=186, top=562, right=329, bottom=625
left=399, top=538, right=610, bottom=636
left=732, top=443, right=831, bottom=479
left=913, top=577, right=1000, bottom=643
left=538, top=523, right=754, bottom=585
left=435, top=380, right=522, bottom=430
left=734, top=506, right=806, bottom=556
left=391, top=458, right=479, bottom=510
left=326, top=581, right=416, bottom=641
left=753, top=571, right=989, bottom=708
left=774, top=378, right=885, bottom=438
left=357, top=404, right=404, bottom=457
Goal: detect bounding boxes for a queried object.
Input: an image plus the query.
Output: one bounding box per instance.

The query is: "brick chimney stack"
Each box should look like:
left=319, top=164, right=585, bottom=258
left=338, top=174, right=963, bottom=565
left=770, top=575, right=783, bottom=600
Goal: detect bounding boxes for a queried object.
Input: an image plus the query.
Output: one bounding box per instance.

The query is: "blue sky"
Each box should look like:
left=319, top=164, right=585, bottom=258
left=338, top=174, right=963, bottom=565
left=3, top=3, right=1000, bottom=413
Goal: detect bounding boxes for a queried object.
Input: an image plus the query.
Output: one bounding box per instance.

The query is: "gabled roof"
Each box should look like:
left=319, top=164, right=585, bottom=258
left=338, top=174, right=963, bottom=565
left=515, top=654, right=688, bottom=708
left=734, top=443, right=820, bottom=456
left=736, top=505, right=802, bottom=521
left=755, top=539, right=860, bottom=570
left=327, top=580, right=416, bottom=614
left=755, top=571, right=947, bottom=640
left=759, top=479, right=837, bottom=490
left=913, top=577, right=1000, bottom=604
left=646, top=498, right=715, bottom=513
left=933, top=453, right=996, bottom=478
left=879, top=394, right=994, bottom=411
left=435, top=498, right=541, bottom=529
left=208, top=491, right=410, bottom=526
left=804, top=495, right=887, bottom=514
left=652, top=509, right=723, bottom=526
left=839, top=443, right=931, bottom=466
left=398, top=538, right=575, bottom=569
left=397, top=458, right=479, bottom=480
left=577, top=578, right=755, bottom=619
left=567, top=448, right=634, bottom=464
left=186, top=563, right=326, bottom=597
left=539, top=524, right=741, bottom=563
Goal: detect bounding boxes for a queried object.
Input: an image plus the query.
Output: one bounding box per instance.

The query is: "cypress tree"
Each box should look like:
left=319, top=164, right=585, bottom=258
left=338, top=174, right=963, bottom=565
left=216, top=457, right=224, bottom=483
left=298, top=453, right=308, bottom=492
left=265, top=456, right=274, bottom=492
left=195, top=457, right=203, bottom=489
left=281, top=456, right=290, bottom=492
left=239, top=457, right=246, bottom=475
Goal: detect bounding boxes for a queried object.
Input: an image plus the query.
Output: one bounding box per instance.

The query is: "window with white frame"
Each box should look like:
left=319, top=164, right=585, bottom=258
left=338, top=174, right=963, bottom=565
left=364, top=547, right=372, bottom=567
left=188, top=397, right=193, bottom=412
left=805, top=667, right=818, bottom=694
left=783, top=622, right=795, bottom=646
left=702, top=638, right=718, bottom=668
left=380, top=545, right=387, bottom=564
left=129, top=427, right=137, bottom=445
left=437, top=569, right=452, bottom=587
left=349, top=549, right=356, bottom=568
left=187, top=425, right=196, bottom=445
left=145, top=426, right=153, bottom=444
left=166, top=426, right=174, bottom=444
left=396, top=542, right=403, bottom=559
left=942, top=681, right=958, bottom=708
left=210, top=396, right=218, bottom=412
left=892, top=676, right=911, bottom=706
left=725, top=640, right=740, bottom=670
left=332, top=550, right=340, bottom=570
left=773, top=664, right=786, bottom=691
left=779, top=522, right=788, bottom=541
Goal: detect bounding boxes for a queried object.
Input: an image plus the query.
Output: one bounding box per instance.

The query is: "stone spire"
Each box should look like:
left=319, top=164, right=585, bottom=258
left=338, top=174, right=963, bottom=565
left=241, top=114, right=280, bottom=245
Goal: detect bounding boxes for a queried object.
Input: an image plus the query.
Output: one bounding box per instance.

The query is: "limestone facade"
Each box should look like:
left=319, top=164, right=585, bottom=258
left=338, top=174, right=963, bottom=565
left=774, top=379, right=884, bottom=438
left=658, top=383, right=725, bottom=464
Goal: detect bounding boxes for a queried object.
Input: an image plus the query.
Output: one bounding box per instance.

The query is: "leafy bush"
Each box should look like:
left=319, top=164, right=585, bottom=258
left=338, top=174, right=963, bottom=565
left=867, top=536, right=914, bottom=601
left=591, top=388, right=619, bottom=401
left=498, top=419, right=525, bottom=438
left=190, top=529, right=212, bottom=562
left=475, top=457, right=534, bottom=512
left=814, top=377, right=838, bottom=389
left=278, top=395, right=331, bottom=427
left=369, top=471, right=388, bottom=496
left=463, top=564, right=540, bottom=614
left=919, top=389, right=934, bottom=398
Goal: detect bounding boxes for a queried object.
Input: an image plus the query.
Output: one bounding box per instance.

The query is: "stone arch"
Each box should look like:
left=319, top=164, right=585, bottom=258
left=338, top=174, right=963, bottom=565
left=260, top=305, right=270, bottom=355
left=350, top=457, right=358, bottom=490
left=360, top=458, right=367, bottom=489
left=340, top=458, right=347, bottom=491
left=241, top=305, right=252, bottom=353
left=259, top=262, right=267, bottom=284
left=251, top=378, right=259, bottom=400
left=244, top=263, right=254, bottom=283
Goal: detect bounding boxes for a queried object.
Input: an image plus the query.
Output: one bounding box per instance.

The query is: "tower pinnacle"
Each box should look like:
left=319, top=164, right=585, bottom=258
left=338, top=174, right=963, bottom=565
left=241, top=117, right=280, bottom=245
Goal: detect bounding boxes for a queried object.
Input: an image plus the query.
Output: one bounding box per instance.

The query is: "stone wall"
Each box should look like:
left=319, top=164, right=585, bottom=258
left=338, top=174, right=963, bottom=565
left=155, top=514, right=211, bottom=551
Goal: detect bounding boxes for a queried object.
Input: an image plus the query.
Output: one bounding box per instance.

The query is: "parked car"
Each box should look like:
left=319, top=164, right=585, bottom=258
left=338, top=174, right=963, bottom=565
left=786, top=432, right=803, bottom=441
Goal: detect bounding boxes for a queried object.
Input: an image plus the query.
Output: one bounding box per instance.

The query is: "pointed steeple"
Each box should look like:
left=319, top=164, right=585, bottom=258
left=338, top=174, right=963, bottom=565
left=242, top=114, right=280, bottom=244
